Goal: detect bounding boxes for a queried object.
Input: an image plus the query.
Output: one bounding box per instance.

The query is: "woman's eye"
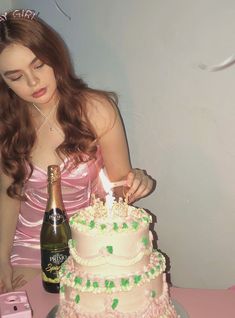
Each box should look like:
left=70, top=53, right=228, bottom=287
left=10, top=75, right=22, bottom=81
left=35, top=63, right=44, bottom=69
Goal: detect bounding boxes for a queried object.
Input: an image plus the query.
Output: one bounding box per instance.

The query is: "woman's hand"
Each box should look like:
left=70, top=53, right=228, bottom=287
left=0, top=261, right=13, bottom=294
left=126, top=169, right=155, bottom=203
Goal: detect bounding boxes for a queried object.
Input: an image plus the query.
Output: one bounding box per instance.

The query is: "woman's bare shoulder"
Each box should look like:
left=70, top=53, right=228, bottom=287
left=83, top=90, right=118, bottom=138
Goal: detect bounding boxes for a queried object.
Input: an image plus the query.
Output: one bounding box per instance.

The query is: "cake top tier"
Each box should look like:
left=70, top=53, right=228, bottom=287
left=69, top=198, right=152, bottom=234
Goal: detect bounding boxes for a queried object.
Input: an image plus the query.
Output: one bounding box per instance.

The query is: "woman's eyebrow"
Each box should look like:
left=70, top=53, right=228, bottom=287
left=3, top=57, right=39, bottom=76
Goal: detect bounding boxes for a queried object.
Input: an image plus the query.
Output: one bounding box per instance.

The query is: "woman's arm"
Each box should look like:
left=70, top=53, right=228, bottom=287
left=86, top=93, right=154, bottom=202
left=0, top=172, right=20, bottom=292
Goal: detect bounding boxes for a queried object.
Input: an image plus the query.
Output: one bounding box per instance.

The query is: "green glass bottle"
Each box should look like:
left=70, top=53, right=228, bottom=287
left=40, top=165, right=71, bottom=293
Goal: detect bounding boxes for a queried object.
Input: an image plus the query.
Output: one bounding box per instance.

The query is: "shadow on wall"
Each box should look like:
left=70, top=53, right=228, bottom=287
left=147, top=207, right=173, bottom=287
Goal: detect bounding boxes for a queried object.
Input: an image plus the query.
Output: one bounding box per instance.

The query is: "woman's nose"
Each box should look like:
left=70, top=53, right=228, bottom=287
left=27, top=72, right=39, bottom=87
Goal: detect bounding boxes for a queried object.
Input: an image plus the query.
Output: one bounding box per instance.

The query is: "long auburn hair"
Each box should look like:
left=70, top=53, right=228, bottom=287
left=0, top=10, right=118, bottom=200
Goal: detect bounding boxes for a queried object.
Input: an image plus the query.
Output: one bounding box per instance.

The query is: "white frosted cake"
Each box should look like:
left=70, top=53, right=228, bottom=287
left=56, top=199, right=178, bottom=318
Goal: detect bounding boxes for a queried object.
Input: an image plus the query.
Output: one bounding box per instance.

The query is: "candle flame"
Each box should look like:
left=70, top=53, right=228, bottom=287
left=99, top=169, right=114, bottom=218
left=99, top=169, right=112, bottom=193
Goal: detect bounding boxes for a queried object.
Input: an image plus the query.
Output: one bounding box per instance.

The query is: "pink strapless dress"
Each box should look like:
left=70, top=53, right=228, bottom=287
left=11, top=149, right=104, bottom=268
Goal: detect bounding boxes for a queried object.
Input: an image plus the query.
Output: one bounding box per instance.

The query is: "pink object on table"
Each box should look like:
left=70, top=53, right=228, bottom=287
left=0, top=291, right=32, bottom=318
left=21, top=274, right=235, bottom=318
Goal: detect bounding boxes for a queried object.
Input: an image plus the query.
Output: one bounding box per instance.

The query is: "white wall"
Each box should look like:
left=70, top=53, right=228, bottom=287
left=0, top=0, right=12, bottom=11
left=11, top=0, right=235, bottom=289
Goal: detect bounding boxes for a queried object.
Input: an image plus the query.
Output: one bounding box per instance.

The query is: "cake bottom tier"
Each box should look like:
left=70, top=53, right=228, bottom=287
left=56, top=274, right=178, bottom=318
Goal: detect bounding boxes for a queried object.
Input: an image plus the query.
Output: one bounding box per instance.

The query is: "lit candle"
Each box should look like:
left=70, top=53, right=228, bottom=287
left=99, top=170, right=115, bottom=221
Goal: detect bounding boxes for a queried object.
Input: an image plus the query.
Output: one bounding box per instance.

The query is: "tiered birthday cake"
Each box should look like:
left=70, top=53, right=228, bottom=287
left=56, top=199, right=178, bottom=318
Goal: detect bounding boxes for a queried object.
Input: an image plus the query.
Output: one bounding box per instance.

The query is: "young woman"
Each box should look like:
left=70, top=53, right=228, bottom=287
left=0, top=10, right=154, bottom=293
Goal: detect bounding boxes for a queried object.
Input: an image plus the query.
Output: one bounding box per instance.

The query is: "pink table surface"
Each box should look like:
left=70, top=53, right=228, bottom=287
left=21, top=274, right=235, bottom=318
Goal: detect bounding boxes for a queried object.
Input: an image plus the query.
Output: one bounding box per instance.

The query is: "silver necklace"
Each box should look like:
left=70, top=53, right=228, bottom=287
left=32, top=103, right=64, bottom=137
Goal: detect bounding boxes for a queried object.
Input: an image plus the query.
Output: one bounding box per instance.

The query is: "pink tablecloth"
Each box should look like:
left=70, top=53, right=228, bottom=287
left=171, top=287, right=235, bottom=318
left=22, top=275, right=235, bottom=318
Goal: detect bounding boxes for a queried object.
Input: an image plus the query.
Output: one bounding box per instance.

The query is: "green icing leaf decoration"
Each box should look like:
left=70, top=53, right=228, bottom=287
left=122, top=222, right=128, bottom=229
left=89, top=220, right=95, bottom=229
left=121, top=278, right=130, bottom=287
left=142, top=236, right=149, bottom=247
left=105, top=280, right=115, bottom=289
left=113, top=223, right=119, bottom=231
left=81, top=219, right=86, bottom=225
left=66, top=272, right=71, bottom=278
left=134, top=275, right=142, bottom=285
left=60, top=264, right=66, bottom=274
left=150, top=268, right=155, bottom=275
left=93, top=281, right=99, bottom=288
left=75, top=294, right=80, bottom=304
left=70, top=239, right=76, bottom=248
left=132, top=221, right=139, bottom=230
left=60, top=285, right=65, bottom=293
left=74, top=277, right=82, bottom=285
left=100, top=224, right=107, bottom=230
left=111, top=298, right=119, bottom=310
left=106, top=246, right=113, bottom=254
left=86, top=280, right=91, bottom=288
left=150, top=290, right=157, bottom=298
left=110, top=281, right=115, bottom=288
left=142, top=216, right=150, bottom=222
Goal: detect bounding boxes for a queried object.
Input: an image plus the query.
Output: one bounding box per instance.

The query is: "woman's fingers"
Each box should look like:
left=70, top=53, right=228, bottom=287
left=0, top=280, right=5, bottom=294
left=126, top=169, right=154, bottom=203
left=0, top=275, right=13, bottom=294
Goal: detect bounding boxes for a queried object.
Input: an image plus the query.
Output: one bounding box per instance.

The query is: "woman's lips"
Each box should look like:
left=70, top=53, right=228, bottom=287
left=32, top=87, right=47, bottom=98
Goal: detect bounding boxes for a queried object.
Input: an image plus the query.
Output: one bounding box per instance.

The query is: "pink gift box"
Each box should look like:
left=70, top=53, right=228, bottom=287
left=0, top=291, right=32, bottom=318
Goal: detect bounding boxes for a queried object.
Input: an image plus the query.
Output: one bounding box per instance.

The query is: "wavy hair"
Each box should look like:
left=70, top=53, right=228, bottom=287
left=0, top=10, right=118, bottom=200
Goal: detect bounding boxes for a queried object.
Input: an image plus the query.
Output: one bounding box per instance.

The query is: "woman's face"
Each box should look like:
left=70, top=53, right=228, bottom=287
left=0, top=43, right=58, bottom=107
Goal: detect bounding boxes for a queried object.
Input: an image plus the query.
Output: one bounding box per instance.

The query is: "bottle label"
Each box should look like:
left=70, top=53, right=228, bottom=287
left=44, top=208, right=67, bottom=225
left=41, top=247, right=70, bottom=284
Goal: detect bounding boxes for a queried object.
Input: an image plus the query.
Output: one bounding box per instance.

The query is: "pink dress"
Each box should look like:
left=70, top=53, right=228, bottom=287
left=10, top=148, right=104, bottom=268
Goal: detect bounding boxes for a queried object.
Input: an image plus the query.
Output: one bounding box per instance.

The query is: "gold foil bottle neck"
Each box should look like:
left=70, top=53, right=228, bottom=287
left=47, top=165, right=61, bottom=184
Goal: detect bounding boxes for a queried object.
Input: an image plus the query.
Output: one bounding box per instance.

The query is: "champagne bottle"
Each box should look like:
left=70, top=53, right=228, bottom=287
left=40, top=165, right=71, bottom=293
